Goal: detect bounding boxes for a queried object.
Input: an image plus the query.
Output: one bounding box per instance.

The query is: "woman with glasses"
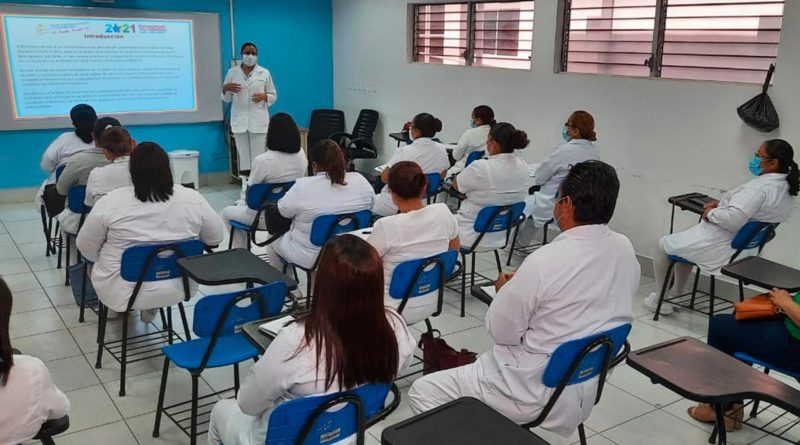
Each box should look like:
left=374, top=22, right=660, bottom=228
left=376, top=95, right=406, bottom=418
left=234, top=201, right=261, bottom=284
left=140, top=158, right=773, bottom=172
left=644, top=140, right=798, bottom=315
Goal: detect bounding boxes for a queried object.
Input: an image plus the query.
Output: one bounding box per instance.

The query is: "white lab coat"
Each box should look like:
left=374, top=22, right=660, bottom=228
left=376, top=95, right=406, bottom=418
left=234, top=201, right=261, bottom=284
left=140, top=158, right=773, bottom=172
left=35, top=131, right=95, bottom=203
left=457, top=153, right=530, bottom=250
left=373, top=137, right=450, bottom=217
left=84, top=156, right=133, bottom=207
left=76, top=185, right=225, bottom=313
left=55, top=147, right=108, bottom=235
left=208, top=308, right=416, bottom=445
left=367, top=203, right=459, bottom=325
left=409, top=224, right=640, bottom=436
left=525, top=139, right=600, bottom=227
left=272, top=172, right=374, bottom=270
left=221, top=64, right=277, bottom=134
left=0, top=355, right=70, bottom=445
left=448, top=125, right=490, bottom=176
left=661, top=173, right=794, bottom=274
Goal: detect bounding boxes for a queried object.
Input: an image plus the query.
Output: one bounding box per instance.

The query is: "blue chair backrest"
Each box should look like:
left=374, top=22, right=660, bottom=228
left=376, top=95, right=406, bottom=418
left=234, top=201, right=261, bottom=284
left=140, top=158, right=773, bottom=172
left=473, top=202, right=525, bottom=233
left=120, top=240, right=205, bottom=283
left=388, top=251, right=458, bottom=300
left=67, top=185, right=89, bottom=214
left=266, top=383, right=391, bottom=445
left=246, top=182, right=295, bottom=211
left=55, top=164, right=66, bottom=181
left=192, top=282, right=288, bottom=338
left=465, top=150, right=484, bottom=167
left=425, top=173, right=442, bottom=198
left=731, top=221, right=778, bottom=251
left=542, top=323, right=631, bottom=388
left=309, top=210, right=372, bottom=247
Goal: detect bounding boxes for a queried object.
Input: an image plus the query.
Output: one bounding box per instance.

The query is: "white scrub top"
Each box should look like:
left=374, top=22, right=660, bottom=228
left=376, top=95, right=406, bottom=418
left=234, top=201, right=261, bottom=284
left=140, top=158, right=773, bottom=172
left=248, top=150, right=308, bottom=187
left=76, top=185, right=225, bottom=312
left=661, top=173, right=794, bottom=274
left=525, top=139, right=600, bottom=227
left=84, top=156, right=133, bottom=207
left=448, top=125, right=490, bottom=176
left=479, top=224, right=639, bottom=435
left=274, top=172, right=374, bottom=269
left=221, top=64, right=277, bottom=134
left=0, top=355, right=70, bottom=445
left=367, top=203, right=459, bottom=325
left=456, top=153, right=530, bottom=250
left=220, top=309, right=415, bottom=445
left=36, top=131, right=95, bottom=201
left=373, top=137, right=450, bottom=216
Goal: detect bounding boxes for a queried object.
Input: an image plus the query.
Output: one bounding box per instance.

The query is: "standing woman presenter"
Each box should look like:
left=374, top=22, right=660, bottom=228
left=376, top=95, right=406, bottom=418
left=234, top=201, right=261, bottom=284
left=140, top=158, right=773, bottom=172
left=221, top=42, right=278, bottom=201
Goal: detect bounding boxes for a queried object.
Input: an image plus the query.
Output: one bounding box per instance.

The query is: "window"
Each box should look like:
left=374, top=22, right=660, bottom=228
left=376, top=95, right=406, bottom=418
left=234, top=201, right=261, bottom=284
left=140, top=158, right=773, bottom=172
left=559, top=0, right=785, bottom=83
left=413, top=1, right=534, bottom=70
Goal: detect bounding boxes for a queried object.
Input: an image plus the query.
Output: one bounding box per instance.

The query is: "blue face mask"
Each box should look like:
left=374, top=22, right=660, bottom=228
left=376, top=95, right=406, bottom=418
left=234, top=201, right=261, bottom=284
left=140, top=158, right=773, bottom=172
left=553, top=196, right=567, bottom=230
left=749, top=155, right=763, bottom=176
left=562, top=126, right=571, bottom=142
left=470, top=120, right=478, bottom=128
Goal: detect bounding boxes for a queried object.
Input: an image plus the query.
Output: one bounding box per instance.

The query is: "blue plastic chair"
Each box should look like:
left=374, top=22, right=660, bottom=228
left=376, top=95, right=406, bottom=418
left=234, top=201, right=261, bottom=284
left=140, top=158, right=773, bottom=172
left=425, top=173, right=443, bottom=204
left=95, top=239, right=205, bottom=397
left=152, top=282, right=292, bottom=445
left=59, top=185, right=91, bottom=286
left=228, top=182, right=295, bottom=251
left=733, top=352, right=800, bottom=419
left=507, top=218, right=554, bottom=266
left=653, top=221, right=779, bottom=321
left=454, top=202, right=526, bottom=317
left=264, top=383, right=400, bottom=445
left=523, top=324, right=632, bottom=445
left=284, top=209, right=372, bottom=302
left=465, top=150, right=484, bottom=167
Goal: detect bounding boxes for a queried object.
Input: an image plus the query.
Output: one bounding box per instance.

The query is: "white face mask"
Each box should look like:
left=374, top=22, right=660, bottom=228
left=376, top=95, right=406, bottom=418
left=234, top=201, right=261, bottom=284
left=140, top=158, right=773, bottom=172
left=242, top=54, right=258, bottom=67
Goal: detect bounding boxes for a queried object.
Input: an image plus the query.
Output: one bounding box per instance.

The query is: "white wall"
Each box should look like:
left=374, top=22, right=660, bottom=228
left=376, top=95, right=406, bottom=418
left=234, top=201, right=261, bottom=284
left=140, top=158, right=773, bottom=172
left=332, top=0, right=800, bottom=269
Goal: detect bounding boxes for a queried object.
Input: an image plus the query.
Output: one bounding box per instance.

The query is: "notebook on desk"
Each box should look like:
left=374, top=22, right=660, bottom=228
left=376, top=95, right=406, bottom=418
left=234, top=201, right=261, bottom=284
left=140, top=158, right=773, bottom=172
left=259, top=315, right=296, bottom=337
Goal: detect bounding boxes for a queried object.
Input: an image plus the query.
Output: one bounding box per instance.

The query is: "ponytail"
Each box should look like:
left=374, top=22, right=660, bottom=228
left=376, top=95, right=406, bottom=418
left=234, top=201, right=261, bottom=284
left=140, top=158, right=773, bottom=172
left=0, top=277, right=13, bottom=387
left=764, top=139, right=798, bottom=196
left=388, top=161, right=427, bottom=199
left=472, top=105, right=496, bottom=127
left=310, top=139, right=347, bottom=186
left=489, top=122, right=530, bottom=154
left=412, top=113, right=442, bottom=138
left=788, top=161, right=799, bottom=196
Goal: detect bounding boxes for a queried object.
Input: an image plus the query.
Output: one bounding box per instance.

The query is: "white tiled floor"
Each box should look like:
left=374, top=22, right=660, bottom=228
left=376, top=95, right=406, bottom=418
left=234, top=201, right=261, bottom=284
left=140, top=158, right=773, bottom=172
left=0, top=184, right=789, bottom=444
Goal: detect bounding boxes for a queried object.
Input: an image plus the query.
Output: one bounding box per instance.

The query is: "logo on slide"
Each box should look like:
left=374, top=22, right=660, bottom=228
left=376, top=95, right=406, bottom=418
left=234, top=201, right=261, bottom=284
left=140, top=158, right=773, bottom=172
left=35, top=22, right=90, bottom=35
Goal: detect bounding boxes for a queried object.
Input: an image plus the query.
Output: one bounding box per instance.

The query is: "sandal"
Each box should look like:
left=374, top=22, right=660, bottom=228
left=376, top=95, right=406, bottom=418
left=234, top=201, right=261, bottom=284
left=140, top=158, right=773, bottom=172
left=687, top=403, right=743, bottom=432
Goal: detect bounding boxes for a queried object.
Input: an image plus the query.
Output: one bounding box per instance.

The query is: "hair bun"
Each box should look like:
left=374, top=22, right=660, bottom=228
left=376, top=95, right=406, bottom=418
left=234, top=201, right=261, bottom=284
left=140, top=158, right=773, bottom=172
left=511, top=130, right=530, bottom=150
left=433, top=118, right=443, bottom=133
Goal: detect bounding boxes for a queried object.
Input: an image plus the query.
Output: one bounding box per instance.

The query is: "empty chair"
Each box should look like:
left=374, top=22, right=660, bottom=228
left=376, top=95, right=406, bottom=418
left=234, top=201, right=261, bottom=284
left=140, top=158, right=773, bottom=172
left=331, top=108, right=380, bottom=169
left=307, top=109, right=345, bottom=150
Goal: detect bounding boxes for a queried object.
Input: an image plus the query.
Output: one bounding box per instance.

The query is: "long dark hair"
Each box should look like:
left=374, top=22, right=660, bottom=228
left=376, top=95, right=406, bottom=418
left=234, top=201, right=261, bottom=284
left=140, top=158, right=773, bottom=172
left=310, top=139, right=347, bottom=186
left=0, top=277, right=13, bottom=386
left=130, top=142, right=174, bottom=203
left=300, top=236, right=400, bottom=390
left=764, top=139, right=798, bottom=196
left=267, top=113, right=301, bottom=153
left=489, top=122, right=530, bottom=154
left=70, top=104, right=97, bottom=144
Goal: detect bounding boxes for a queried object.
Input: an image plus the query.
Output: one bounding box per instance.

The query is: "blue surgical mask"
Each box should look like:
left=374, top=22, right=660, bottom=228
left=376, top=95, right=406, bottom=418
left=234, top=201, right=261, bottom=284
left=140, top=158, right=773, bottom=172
left=407, top=129, right=415, bottom=142
left=748, top=155, right=763, bottom=176
left=470, top=120, right=478, bottom=128
left=553, top=196, right=567, bottom=230
left=562, top=126, right=571, bottom=142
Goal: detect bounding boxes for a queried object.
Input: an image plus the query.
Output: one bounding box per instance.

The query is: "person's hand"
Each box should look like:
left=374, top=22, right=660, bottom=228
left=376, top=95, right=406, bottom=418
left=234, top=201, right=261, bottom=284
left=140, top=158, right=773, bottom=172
left=702, top=207, right=713, bottom=221
left=251, top=92, right=268, bottom=103
left=495, top=272, right=515, bottom=292
left=223, top=83, right=242, bottom=93
left=768, top=288, right=795, bottom=311
left=703, top=200, right=719, bottom=211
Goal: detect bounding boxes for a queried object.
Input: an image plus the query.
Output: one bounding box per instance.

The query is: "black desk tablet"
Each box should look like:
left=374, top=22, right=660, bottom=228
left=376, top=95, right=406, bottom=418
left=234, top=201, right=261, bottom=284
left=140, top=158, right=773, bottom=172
left=177, top=248, right=298, bottom=290
left=471, top=284, right=494, bottom=306
left=722, top=256, right=800, bottom=293
left=381, top=397, right=550, bottom=445
left=667, top=192, right=715, bottom=233
left=241, top=319, right=275, bottom=353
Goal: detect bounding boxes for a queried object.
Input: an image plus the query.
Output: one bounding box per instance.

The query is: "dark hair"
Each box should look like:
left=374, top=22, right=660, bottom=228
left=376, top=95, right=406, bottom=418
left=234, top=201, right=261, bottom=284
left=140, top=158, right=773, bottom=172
left=99, top=126, right=134, bottom=157
left=559, top=160, right=620, bottom=225
left=489, top=122, right=529, bottom=154
left=301, top=235, right=399, bottom=390
left=240, top=42, right=257, bottom=54
left=412, top=113, right=443, bottom=138
left=472, top=105, right=496, bottom=127
left=92, top=116, right=121, bottom=142
left=310, top=139, right=347, bottom=186
left=388, top=161, right=427, bottom=199
left=267, top=113, right=301, bottom=154
left=70, top=104, right=97, bottom=144
left=764, top=139, right=798, bottom=196
left=569, top=111, right=597, bottom=141
left=129, top=142, right=174, bottom=203
left=0, top=277, right=13, bottom=386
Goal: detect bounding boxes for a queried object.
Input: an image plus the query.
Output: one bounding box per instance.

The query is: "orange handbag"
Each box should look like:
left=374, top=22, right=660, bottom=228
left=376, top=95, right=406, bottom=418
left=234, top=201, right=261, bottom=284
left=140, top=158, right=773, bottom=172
left=734, top=294, right=782, bottom=321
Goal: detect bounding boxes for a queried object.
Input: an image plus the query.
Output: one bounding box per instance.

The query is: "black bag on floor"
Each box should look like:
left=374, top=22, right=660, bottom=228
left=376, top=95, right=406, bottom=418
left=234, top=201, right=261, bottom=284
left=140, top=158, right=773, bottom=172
left=737, top=64, right=779, bottom=132
left=42, top=184, right=66, bottom=218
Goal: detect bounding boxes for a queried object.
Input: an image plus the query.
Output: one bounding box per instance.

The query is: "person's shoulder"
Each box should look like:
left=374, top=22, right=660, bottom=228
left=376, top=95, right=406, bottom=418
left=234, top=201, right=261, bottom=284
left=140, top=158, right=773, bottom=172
left=346, top=171, right=372, bottom=186
left=10, top=354, right=47, bottom=374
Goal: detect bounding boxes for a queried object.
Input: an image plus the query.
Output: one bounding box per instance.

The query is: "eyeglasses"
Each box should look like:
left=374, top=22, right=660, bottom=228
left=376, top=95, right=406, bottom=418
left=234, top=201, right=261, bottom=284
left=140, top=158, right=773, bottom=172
left=564, top=122, right=577, bottom=128
left=754, top=152, right=774, bottom=161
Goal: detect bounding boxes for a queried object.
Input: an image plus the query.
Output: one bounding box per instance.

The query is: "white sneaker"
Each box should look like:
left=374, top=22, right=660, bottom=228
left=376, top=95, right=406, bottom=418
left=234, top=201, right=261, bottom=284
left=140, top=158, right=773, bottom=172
left=644, top=292, right=674, bottom=315
left=140, top=308, right=158, bottom=323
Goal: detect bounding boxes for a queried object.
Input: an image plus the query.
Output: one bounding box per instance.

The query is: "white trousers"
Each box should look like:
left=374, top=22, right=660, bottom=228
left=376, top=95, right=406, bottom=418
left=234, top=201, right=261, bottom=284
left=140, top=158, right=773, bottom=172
left=221, top=205, right=259, bottom=249
left=233, top=132, right=267, bottom=172
left=653, top=239, right=693, bottom=297
left=208, top=399, right=262, bottom=445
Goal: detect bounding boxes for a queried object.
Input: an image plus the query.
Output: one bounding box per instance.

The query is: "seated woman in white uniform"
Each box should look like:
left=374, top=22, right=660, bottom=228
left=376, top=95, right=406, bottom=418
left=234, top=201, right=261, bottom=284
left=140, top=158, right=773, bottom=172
left=517, top=111, right=600, bottom=247
left=409, top=161, right=640, bottom=437
left=266, top=139, right=374, bottom=272
left=372, top=113, right=450, bottom=217
left=367, top=161, right=460, bottom=325
left=208, top=235, right=415, bottom=445
left=644, top=139, right=797, bottom=315
left=0, top=277, right=70, bottom=445
left=451, top=122, right=530, bottom=250
left=84, top=126, right=135, bottom=207
left=221, top=113, right=308, bottom=249
left=76, top=142, right=225, bottom=321
left=447, top=105, right=496, bottom=177
left=36, top=104, right=97, bottom=206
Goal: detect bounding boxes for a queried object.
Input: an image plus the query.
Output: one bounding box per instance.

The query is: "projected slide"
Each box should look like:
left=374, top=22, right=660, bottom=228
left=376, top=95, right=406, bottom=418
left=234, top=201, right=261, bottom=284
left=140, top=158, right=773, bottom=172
left=1, top=14, right=197, bottom=119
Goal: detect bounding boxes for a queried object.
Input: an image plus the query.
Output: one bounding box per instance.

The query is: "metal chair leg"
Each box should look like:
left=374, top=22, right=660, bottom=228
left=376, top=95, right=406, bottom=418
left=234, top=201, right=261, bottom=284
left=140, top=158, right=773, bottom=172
left=689, top=268, right=701, bottom=309
left=738, top=280, right=745, bottom=302
left=41, top=205, right=52, bottom=257
left=79, top=262, right=88, bottom=323
left=709, top=276, right=716, bottom=318
left=178, top=303, right=191, bottom=341
left=119, top=312, right=129, bottom=397
left=460, top=252, right=467, bottom=318
left=493, top=250, right=502, bottom=274
left=166, top=308, right=174, bottom=345
left=578, top=423, right=588, bottom=445
left=95, top=305, right=107, bottom=368
left=234, top=362, right=241, bottom=394
left=152, top=357, right=170, bottom=437
left=470, top=252, right=476, bottom=288
left=190, top=374, right=199, bottom=445
left=507, top=224, right=520, bottom=266
left=654, top=262, right=676, bottom=321
left=228, top=227, right=234, bottom=250
left=64, top=235, right=71, bottom=286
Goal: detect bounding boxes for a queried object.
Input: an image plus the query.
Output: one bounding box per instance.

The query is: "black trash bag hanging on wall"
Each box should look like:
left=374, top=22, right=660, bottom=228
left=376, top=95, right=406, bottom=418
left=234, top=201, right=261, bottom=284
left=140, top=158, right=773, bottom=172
left=737, top=64, right=779, bottom=132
